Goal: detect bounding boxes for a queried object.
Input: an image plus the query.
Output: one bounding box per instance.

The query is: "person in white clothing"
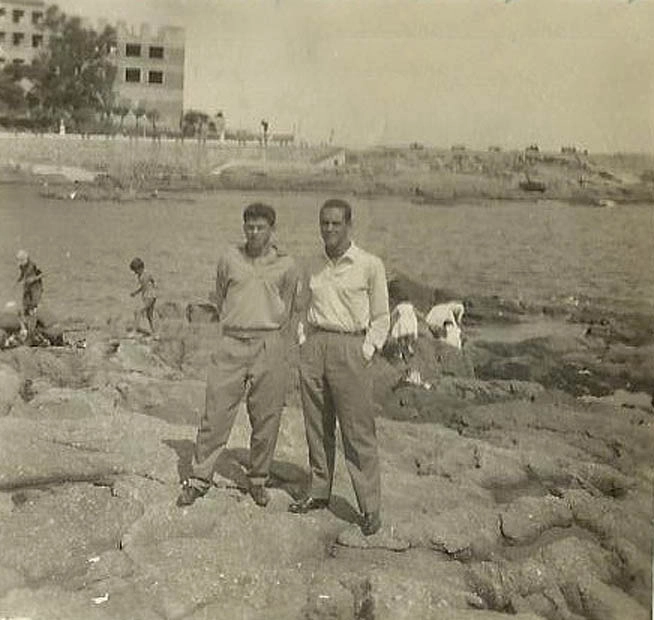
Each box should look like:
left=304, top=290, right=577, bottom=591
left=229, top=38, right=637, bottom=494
left=425, top=301, right=465, bottom=349
left=389, top=300, right=418, bottom=361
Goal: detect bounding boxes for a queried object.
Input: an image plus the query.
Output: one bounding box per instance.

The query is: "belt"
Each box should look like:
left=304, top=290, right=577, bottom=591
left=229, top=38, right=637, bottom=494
left=310, top=326, right=366, bottom=336
left=222, top=328, right=280, bottom=339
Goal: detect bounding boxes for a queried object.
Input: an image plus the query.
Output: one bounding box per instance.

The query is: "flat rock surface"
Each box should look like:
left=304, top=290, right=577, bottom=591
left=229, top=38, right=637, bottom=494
left=0, top=307, right=651, bottom=620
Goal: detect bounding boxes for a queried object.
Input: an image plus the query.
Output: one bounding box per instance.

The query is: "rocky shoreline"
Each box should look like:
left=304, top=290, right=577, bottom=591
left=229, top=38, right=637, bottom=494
left=2, top=142, right=654, bottom=207
left=0, top=273, right=651, bottom=619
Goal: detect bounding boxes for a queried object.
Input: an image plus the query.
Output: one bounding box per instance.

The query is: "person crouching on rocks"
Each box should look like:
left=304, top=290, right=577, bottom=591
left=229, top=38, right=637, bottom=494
left=387, top=286, right=418, bottom=362
left=15, top=249, right=43, bottom=343
left=425, top=299, right=465, bottom=349
left=129, top=257, right=157, bottom=335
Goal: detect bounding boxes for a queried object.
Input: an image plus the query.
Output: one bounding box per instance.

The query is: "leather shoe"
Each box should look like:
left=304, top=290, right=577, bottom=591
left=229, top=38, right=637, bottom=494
left=250, top=484, right=270, bottom=507
left=176, top=480, right=208, bottom=507
left=361, top=511, right=381, bottom=536
left=288, top=496, right=329, bottom=514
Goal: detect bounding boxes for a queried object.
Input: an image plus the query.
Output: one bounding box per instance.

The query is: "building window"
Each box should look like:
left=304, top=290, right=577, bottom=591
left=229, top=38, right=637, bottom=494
left=32, top=11, right=43, bottom=25
left=148, top=70, right=163, bottom=84
left=12, top=9, right=24, bottom=24
left=0, top=8, right=5, bottom=18
left=0, top=32, right=5, bottom=42
left=149, top=46, right=164, bottom=59
left=125, top=43, right=141, bottom=57
left=0, top=58, right=5, bottom=65
left=32, top=34, right=43, bottom=48
left=125, top=67, right=141, bottom=82
left=13, top=32, right=24, bottom=46
left=13, top=58, right=24, bottom=65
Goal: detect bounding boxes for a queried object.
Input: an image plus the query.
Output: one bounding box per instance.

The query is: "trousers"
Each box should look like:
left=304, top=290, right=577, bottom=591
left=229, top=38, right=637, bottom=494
left=191, top=330, right=288, bottom=487
left=299, top=331, right=381, bottom=514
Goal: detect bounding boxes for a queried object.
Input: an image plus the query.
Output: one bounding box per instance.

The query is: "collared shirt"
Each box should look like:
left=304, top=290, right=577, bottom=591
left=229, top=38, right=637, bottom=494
left=303, top=243, right=390, bottom=351
left=216, top=243, right=298, bottom=332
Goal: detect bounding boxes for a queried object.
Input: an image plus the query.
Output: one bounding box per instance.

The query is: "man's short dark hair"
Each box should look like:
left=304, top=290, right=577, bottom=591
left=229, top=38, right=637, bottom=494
left=243, top=203, right=276, bottom=226
left=129, top=257, right=144, bottom=272
left=320, top=198, right=352, bottom=223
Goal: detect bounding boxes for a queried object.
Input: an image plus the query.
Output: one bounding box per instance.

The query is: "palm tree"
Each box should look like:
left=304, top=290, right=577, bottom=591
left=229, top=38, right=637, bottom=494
left=146, top=108, right=160, bottom=137
left=113, top=99, right=131, bottom=133
left=261, top=119, right=269, bottom=147
left=133, top=103, right=146, bottom=137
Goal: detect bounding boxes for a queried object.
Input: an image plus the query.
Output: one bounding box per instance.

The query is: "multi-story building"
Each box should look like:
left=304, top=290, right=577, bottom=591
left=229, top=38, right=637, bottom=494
left=0, top=4, right=185, bottom=132
left=0, top=0, right=46, bottom=67
left=112, top=21, right=184, bottom=132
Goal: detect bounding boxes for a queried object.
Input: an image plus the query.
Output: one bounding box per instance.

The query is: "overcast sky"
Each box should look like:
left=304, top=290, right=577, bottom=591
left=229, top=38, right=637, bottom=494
left=56, top=0, right=654, bottom=151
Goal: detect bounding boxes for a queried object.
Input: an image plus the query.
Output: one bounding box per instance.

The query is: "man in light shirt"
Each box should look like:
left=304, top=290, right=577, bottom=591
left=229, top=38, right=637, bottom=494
left=177, top=203, right=299, bottom=509
left=289, top=198, right=390, bottom=536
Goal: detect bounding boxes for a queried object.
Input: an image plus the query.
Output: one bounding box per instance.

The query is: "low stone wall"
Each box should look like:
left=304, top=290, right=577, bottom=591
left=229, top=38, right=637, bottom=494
left=0, top=131, right=326, bottom=178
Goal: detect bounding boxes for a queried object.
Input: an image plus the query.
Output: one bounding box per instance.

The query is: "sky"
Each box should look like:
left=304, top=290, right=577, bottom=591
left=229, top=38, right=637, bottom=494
left=55, top=0, right=654, bottom=152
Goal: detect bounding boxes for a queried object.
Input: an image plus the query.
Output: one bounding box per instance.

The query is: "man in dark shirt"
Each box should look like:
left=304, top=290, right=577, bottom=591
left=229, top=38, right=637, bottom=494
left=16, top=250, right=43, bottom=342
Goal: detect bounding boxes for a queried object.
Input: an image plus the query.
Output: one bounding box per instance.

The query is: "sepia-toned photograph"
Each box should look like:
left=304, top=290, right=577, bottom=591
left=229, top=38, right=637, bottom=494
left=0, top=0, right=652, bottom=618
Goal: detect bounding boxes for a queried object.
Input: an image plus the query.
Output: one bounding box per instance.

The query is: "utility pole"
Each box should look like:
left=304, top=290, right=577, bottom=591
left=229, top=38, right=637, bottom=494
left=261, top=119, right=269, bottom=173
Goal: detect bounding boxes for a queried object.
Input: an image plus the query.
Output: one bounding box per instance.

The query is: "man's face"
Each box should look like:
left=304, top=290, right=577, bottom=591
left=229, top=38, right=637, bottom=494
left=243, top=217, right=273, bottom=253
left=320, top=207, right=350, bottom=253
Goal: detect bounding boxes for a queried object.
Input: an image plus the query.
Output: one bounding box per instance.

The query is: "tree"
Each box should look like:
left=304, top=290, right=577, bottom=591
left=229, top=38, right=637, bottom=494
left=146, top=108, right=160, bottom=136
left=0, top=68, right=27, bottom=112
left=113, top=98, right=131, bottom=132
left=133, top=103, right=146, bottom=136
left=70, top=105, right=95, bottom=133
left=29, top=6, right=117, bottom=127
left=182, top=109, right=209, bottom=140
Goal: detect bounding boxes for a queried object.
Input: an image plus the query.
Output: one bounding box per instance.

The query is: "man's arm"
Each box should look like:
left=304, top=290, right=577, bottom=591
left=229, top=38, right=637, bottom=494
left=287, top=258, right=313, bottom=344
left=25, top=273, right=43, bottom=285
left=364, top=256, right=390, bottom=357
left=214, top=255, right=229, bottom=318
left=279, top=260, right=301, bottom=334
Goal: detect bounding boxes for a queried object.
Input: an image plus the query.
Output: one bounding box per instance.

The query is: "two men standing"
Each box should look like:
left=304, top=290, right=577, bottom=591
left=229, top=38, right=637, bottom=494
left=179, top=199, right=390, bottom=537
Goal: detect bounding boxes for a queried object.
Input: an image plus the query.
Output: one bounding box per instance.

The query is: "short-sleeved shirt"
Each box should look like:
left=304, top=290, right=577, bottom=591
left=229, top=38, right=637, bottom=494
left=19, top=260, right=43, bottom=309
left=138, top=270, right=156, bottom=301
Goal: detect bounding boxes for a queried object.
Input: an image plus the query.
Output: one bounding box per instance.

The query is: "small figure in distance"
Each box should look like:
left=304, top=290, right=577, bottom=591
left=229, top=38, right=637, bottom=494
left=129, top=257, right=157, bottom=336
left=15, top=249, right=43, bottom=344
left=387, top=282, right=419, bottom=363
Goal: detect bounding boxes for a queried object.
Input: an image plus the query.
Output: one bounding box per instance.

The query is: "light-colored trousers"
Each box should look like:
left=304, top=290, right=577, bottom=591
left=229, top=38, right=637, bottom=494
left=191, top=331, right=288, bottom=487
left=299, top=331, right=381, bottom=515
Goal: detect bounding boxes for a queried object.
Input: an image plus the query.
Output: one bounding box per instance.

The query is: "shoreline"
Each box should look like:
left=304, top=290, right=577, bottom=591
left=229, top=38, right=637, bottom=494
left=3, top=169, right=654, bottom=209
left=1, top=136, right=653, bottom=206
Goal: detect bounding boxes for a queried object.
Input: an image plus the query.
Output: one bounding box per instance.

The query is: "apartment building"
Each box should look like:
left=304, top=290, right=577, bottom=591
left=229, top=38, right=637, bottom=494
left=112, top=21, right=185, bottom=132
left=0, top=0, right=46, bottom=67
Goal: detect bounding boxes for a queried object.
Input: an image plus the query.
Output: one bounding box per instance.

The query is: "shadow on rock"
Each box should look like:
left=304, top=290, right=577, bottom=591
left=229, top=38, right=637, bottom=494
left=162, top=438, right=195, bottom=482
left=159, top=442, right=363, bottom=520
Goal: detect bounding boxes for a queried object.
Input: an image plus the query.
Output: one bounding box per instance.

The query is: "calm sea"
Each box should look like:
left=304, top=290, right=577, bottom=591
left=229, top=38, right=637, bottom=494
left=1, top=184, right=652, bottom=321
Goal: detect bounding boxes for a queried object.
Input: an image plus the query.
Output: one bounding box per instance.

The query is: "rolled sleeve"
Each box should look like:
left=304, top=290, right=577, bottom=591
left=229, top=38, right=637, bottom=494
left=365, top=256, right=390, bottom=351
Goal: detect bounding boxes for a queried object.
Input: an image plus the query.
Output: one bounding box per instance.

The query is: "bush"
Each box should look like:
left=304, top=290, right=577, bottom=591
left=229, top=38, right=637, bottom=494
left=640, top=169, right=654, bottom=183
left=0, top=116, right=54, bottom=132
